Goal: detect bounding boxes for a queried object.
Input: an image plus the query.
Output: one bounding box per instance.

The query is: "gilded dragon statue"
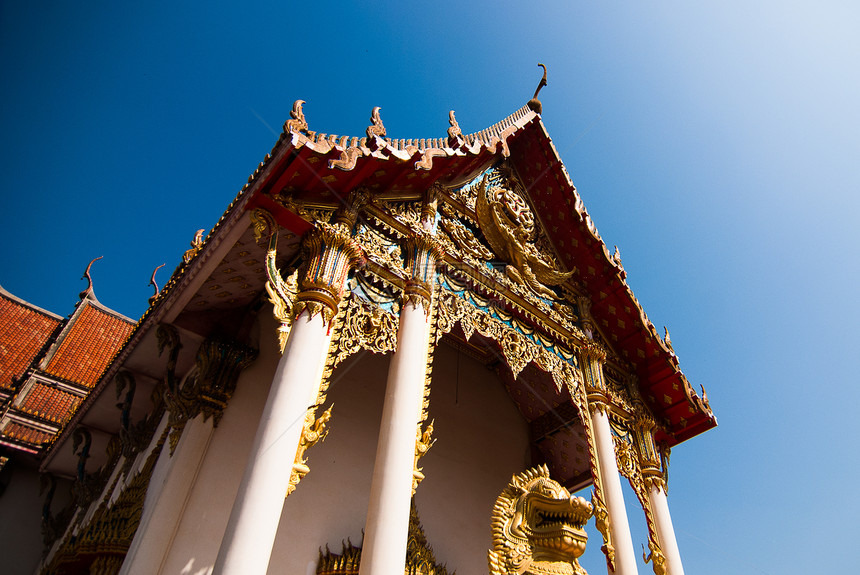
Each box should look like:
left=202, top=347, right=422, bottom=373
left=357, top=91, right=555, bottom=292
left=489, top=465, right=593, bottom=575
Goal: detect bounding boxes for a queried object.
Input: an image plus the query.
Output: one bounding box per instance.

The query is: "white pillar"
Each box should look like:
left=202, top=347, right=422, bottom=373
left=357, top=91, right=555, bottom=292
left=648, top=484, right=684, bottom=575
left=358, top=300, right=431, bottom=575
left=213, top=312, right=332, bottom=575
left=592, top=408, right=639, bottom=575
left=121, top=416, right=213, bottom=575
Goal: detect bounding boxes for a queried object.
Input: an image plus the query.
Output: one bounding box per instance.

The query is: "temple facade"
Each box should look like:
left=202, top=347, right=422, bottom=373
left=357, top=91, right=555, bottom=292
left=9, top=90, right=714, bottom=575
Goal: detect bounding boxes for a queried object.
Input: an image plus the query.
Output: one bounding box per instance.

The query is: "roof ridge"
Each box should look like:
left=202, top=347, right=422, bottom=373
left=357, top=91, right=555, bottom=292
left=81, top=297, right=136, bottom=325
left=0, top=284, right=64, bottom=321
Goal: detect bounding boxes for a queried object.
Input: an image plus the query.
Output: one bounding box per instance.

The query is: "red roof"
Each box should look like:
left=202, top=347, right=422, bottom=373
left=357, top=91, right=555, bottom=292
left=43, top=304, right=135, bottom=388
left=0, top=290, right=61, bottom=391
left=1, top=421, right=54, bottom=447
left=238, top=103, right=715, bottom=446
left=17, top=383, right=83, bottom=425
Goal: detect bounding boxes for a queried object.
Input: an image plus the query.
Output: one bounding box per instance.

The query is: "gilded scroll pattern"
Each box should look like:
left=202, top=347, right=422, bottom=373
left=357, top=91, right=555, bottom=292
left=331, top=294, right=398, bottom=369
left=355, top=223, right=403, bottom=272
left=412, top=288, right=440, bottom=495
left=436, top=275, right=578, bottom=386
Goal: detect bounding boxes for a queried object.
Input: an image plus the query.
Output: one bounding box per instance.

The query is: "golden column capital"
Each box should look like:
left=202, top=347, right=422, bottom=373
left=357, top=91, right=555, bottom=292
left=403, top=231, right=445, bottom=312
left=631, top=406, right=664, bottom=488
left=581, top=342, right=607, bottom=362
left=333, top=187, right=372, bottom=230
left=295, top=221, right=365, bottom=325
left=580, top=343, right=609, bottom=409
left=420, top=183, right=443, bottom=228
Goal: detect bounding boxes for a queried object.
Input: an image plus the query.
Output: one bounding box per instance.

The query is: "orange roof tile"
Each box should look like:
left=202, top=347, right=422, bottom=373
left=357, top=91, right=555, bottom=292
left=0, top=292, right=62, bottom=391
left=17, top=383, right=83, bottom=425
left=1, top=421, right=54, bottom=446
left=44, top=304, right=134, bottom=388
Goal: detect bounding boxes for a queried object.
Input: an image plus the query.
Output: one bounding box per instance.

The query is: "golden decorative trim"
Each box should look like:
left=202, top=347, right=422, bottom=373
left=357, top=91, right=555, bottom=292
left=287, top=405, right=333, bottom=497
left=411, top=419, right=434, bottom=495
left=286, top=296, right=349, bottom=497
left=331, top=295, right=398, bottom=369
left=447, top=110, right=464, bottom=148
left=366, top=106, right=387, bottom=140
left=284, top=99, right=309, bottom=134
left=488, top=465, right=592, bottom=575
left=296, top=221, right=365, bottom=324
left=182, top=229, right=205, bottom=264
left=435, top=282, right=580, bottom=389
left=41, top=427, right=169, bottom=575
left=163, top=335, right=257, bottom=455
left=440, top=217, right=494, bottom=262
left=421, top=184, right=442, bottom=228
left=254, top=207, right=301, bottom=352
left=403, top=232, right=444, bottom=312
left=569, top=381, right=615, bottom=572
left=355, top=223, right=403, bottom=272
left=612, top=426, right=668, bottom=575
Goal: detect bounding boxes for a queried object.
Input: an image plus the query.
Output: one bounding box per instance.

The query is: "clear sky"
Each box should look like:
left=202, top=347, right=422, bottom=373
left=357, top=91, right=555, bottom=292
left=2, top=2, right=858, bottom=573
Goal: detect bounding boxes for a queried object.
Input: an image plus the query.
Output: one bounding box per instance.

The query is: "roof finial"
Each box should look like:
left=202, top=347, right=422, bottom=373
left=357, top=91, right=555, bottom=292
left=79, top=256, right=103, bottom=300
left=284, top=100, right=308, bottom=133
left=183, top=229, right=206, bottom=264
left=447, top=110, right=464, bottom=147
left=528, top=63, right=548, bottom=114
left=148, top=263, right=166, bottom=306
left=366, top=107, right=387, bottom=151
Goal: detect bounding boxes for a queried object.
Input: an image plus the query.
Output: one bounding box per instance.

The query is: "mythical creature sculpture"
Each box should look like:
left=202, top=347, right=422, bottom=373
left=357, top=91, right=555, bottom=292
left=475, top=168, right=573, bottom=300
left=489, top=465, right=593, bottom=575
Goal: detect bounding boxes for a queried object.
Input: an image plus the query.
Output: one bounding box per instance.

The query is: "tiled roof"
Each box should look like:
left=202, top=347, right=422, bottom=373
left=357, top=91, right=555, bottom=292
left=1, top=421, right=54, bottom=446
left=44, top=304, right=135, bottom=388
left=0, top=291, right=62, bottom=391
left=17, top=383, right=82, bottom=425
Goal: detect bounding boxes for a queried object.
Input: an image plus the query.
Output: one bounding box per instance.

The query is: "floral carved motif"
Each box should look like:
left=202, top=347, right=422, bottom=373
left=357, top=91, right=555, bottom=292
left=331, top=295, right=398, bottom=369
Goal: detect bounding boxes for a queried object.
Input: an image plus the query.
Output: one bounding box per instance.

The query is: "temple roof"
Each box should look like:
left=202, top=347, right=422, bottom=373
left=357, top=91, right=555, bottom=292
left=44, top=98, right=715, bottom=473
left=0, top=287, right=134, bottom=456
left=0, top=286, right=62, bottom=391
left=42, top=302, right=135, bottom=389
left=237, top=100, right=716, bottom=445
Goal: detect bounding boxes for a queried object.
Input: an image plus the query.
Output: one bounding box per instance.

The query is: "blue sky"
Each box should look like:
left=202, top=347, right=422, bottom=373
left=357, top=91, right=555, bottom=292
left=2, top=3, right=858, bottom=573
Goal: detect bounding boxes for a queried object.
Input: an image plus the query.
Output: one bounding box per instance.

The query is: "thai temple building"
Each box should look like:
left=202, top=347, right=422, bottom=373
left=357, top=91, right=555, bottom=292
left=0, top=80, right=715, bottom=575
left=0, top=277, right=135, bottom=573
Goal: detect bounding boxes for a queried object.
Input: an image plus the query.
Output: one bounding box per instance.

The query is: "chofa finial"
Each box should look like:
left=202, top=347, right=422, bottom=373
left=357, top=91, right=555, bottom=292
left=79, top=256, right=103, bottom=300
left=148, top=263, right=166, bottom=306
left=527, top=63, right=548, bottom=114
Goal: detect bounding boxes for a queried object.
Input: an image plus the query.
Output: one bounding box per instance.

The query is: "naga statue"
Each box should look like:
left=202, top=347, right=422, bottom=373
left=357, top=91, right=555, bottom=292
left=489, top=465, right=593, bottom=575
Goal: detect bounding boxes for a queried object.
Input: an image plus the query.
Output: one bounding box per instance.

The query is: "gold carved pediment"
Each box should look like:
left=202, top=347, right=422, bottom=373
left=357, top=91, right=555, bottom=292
left=472, top=163, right=573, bottom=299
